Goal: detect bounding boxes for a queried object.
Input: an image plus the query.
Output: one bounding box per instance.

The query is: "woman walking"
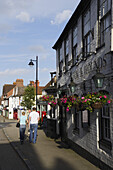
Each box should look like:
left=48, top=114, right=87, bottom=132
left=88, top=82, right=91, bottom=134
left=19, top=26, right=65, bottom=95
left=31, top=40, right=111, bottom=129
left=18, top=111, right=28, bottom=144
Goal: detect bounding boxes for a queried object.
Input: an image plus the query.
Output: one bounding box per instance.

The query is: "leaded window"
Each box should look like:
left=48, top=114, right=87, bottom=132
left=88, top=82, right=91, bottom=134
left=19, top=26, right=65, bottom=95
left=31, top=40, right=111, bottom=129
left=99, top=104, right=111, bottom=152
left=100, top=0, right=111, bottom=18
left=59, top=46, right=63, bottom=76
left=83, top=8, right=91, bottom=57
left=101, top=105, right=110, bottom=141
left=72, top=26, right=78, bottom=65
left=65, top=37, right=69, bottom=71
left=83, top=9, right=90, bottom=36
left=99, top=0, right=111, bottom=45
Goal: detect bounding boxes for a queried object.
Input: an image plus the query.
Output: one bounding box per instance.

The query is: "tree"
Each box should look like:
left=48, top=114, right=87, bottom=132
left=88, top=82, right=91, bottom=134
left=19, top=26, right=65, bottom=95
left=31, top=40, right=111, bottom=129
left=21, top=86, right=35, bottom=110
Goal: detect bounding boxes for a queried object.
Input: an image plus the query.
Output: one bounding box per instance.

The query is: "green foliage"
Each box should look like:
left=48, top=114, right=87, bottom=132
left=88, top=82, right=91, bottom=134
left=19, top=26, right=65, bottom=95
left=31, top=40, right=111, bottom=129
left=21, top=86, right=35, bottom=109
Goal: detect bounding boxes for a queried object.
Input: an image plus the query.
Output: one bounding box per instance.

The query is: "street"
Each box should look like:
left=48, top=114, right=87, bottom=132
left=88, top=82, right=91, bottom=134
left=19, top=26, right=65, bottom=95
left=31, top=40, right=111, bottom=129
left=0, top=116, right=100, bottom=170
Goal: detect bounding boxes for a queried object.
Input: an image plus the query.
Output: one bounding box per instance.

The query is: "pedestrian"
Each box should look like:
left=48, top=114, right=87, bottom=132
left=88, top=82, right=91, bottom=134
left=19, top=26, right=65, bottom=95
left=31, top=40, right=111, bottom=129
left=18, top=110, right=28, bottom=145
left=28, top=107, right=40, bottom=144
left=27, top=109, right=31, bottom=136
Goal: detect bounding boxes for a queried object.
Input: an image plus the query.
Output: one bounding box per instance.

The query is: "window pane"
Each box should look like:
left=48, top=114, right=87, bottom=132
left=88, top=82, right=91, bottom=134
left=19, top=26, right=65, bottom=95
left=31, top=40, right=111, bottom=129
left=106, top=15, right=110, bottom=28
left=87, top=44, right=90, bottom=53
left=65, top=38, right=69, bottom=56
left=87, top=35, right=90, bottom=43
left=104, top=1, right=108, bottom=15
left=59, top=47, right=62, bottom=61
left=108, top=128, right=110, bottom=138
left=103, top=105, right=109, bottom=116
left=101, top=14, right=111, bottom=44
left=73, top=46, right=77, bottom=64
left=73, top=37, right=77, bottom=46
left=101, top=6, right=103, bottom=17
left=83, top=9, right=90, bottom=35
left=100, top=0, right=103, bottom=6
left=100, top=0, right=111, bottom=18
left=84, top=33, right=91, bottom=56
left=73, top=27, right=77, bottom=37
left=73, top=26, right=77, bottom=46
left=105, top=128, right=107, bottom=138
left=65, top=55, right=68, bottom=70
left=101, top=105, right=110, bottom=140
left=108, top=0, right=111, bottom=11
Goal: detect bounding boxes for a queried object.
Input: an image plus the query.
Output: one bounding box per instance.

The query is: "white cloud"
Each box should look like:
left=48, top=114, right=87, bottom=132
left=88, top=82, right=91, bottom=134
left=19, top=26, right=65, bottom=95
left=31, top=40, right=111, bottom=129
left=51, top=10, right=72, bottom=25
left=16, top=12, right=35, bottom=23
left=0, top=68, right=30, bottom=76
left=40, top=67, right=55, bottom=73
left=29, top=45, right=46, bottom=53
left=28, top=45, right=49, bottom=59
left=0, top=0, right=80, bottom=20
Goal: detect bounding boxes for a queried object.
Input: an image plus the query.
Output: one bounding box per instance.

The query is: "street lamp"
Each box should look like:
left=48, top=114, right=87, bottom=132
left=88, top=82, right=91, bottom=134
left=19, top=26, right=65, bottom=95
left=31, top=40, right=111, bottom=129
left=28, top=56, right=38, bottom=111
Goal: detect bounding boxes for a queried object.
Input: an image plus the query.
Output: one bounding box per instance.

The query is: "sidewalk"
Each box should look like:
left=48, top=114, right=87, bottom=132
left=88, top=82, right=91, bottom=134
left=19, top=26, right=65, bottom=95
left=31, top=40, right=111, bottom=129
left=2, top=117, right=100, bottom=170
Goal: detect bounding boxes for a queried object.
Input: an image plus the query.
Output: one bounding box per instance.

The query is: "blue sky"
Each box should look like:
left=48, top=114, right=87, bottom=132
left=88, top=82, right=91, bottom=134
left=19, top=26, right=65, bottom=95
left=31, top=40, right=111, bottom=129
left=0, top=0, right=80, bottom=96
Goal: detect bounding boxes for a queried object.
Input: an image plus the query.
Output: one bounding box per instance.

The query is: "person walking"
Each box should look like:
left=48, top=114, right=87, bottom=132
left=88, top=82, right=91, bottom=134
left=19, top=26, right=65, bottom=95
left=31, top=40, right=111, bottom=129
left=27, top=109, right=31, bottom=136
left=28, top=107, right=40, bottom=144
left=18, top=110, right=28, bottom=145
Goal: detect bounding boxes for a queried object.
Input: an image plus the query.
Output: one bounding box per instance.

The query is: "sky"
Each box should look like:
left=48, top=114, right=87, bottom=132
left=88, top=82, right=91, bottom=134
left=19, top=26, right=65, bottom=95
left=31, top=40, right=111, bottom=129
left=0, top=0, right=81, bottom=96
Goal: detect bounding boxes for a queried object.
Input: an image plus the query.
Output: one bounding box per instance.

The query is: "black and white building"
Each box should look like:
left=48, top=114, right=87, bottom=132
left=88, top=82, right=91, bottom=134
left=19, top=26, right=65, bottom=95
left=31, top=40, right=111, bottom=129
left=53, top=0, right=113, bottom=169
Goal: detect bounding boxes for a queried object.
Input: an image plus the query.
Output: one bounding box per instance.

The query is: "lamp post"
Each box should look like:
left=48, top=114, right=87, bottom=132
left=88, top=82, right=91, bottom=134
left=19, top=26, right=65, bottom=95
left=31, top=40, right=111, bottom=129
left=28, top=56, right=38, bottom=111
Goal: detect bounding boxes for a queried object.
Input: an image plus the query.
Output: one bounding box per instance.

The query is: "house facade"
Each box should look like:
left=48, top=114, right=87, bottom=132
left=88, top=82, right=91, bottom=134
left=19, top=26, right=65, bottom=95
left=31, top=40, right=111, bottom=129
left=9, top=86, right=26, bottom=119
left=53, top=0, right=113, bottom=169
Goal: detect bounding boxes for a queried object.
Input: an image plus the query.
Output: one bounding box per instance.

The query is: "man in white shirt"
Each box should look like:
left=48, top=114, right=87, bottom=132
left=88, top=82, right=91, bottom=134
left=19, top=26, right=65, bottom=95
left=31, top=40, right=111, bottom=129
left=28, top=107, right=40, bottom=144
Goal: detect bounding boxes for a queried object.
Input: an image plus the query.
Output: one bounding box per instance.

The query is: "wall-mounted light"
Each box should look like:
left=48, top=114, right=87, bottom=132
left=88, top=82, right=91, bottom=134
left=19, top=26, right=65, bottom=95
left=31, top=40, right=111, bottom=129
left=58, top=85, right=61, bottom=95
left=92, top=68, right=105, bottom=88
left=69, top=77, right=76, bottom=93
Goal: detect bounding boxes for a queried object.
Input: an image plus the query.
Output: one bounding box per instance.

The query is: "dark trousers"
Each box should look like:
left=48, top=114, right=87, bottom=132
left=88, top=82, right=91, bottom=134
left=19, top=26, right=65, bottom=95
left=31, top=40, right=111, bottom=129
left=20, top=125, right=26, bottom=142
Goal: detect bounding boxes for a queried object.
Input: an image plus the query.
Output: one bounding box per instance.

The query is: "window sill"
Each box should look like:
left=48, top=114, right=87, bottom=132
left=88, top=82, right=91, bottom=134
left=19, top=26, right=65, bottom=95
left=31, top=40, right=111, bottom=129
left=96, top=43, right=105, bottom=52
left=99, top=139, right=112, bottom=153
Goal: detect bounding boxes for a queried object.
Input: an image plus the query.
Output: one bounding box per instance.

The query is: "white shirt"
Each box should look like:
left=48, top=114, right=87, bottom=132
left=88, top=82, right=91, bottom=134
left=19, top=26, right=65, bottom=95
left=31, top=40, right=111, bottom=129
left=29, top=111, right=39, bottom=124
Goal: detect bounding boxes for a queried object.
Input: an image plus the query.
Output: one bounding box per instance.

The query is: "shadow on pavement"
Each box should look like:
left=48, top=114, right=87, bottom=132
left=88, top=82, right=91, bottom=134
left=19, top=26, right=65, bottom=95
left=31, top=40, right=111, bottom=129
left=0, top=116, right=99, bottom=170
left=14, top=139, right=76, bottom=170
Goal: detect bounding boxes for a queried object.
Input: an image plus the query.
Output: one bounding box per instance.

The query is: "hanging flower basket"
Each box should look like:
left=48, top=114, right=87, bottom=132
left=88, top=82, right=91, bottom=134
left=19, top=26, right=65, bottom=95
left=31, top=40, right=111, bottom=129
left=92, top=102, right=103, bottom=109
left=50, top=104, right=56, bottom=108
left=75, top=104, right=86, bottom=111
left=57, top=101, right=62, bottom=106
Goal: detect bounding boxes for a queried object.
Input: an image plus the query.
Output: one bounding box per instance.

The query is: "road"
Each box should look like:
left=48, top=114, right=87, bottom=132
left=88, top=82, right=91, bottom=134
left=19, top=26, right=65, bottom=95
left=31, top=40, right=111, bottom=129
left=0, top=119, right=28, bottom=170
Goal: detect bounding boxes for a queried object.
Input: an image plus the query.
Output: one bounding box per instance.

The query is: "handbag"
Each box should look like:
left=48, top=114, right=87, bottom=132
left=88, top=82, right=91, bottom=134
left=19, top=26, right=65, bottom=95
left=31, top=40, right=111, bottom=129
left=16, top=122, right=20, bottom=128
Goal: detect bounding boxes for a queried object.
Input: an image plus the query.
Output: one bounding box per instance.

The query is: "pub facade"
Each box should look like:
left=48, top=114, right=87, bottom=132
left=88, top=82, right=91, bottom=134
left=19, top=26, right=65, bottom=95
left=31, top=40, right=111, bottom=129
left=53, top=0, right=113, bottom=169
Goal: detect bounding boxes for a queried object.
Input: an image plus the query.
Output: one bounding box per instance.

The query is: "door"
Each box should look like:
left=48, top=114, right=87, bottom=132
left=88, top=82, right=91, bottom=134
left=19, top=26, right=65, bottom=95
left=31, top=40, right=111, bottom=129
left=59, top=106, right=67, bottom=142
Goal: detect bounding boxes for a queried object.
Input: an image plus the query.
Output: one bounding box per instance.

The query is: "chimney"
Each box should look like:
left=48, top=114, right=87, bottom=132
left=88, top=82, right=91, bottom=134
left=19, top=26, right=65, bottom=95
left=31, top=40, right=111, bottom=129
left=16, top=79, right=24, bottom=87
left=35, top=80, right=39, bottom=87
left=30, top=81, right=34, bottom=87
